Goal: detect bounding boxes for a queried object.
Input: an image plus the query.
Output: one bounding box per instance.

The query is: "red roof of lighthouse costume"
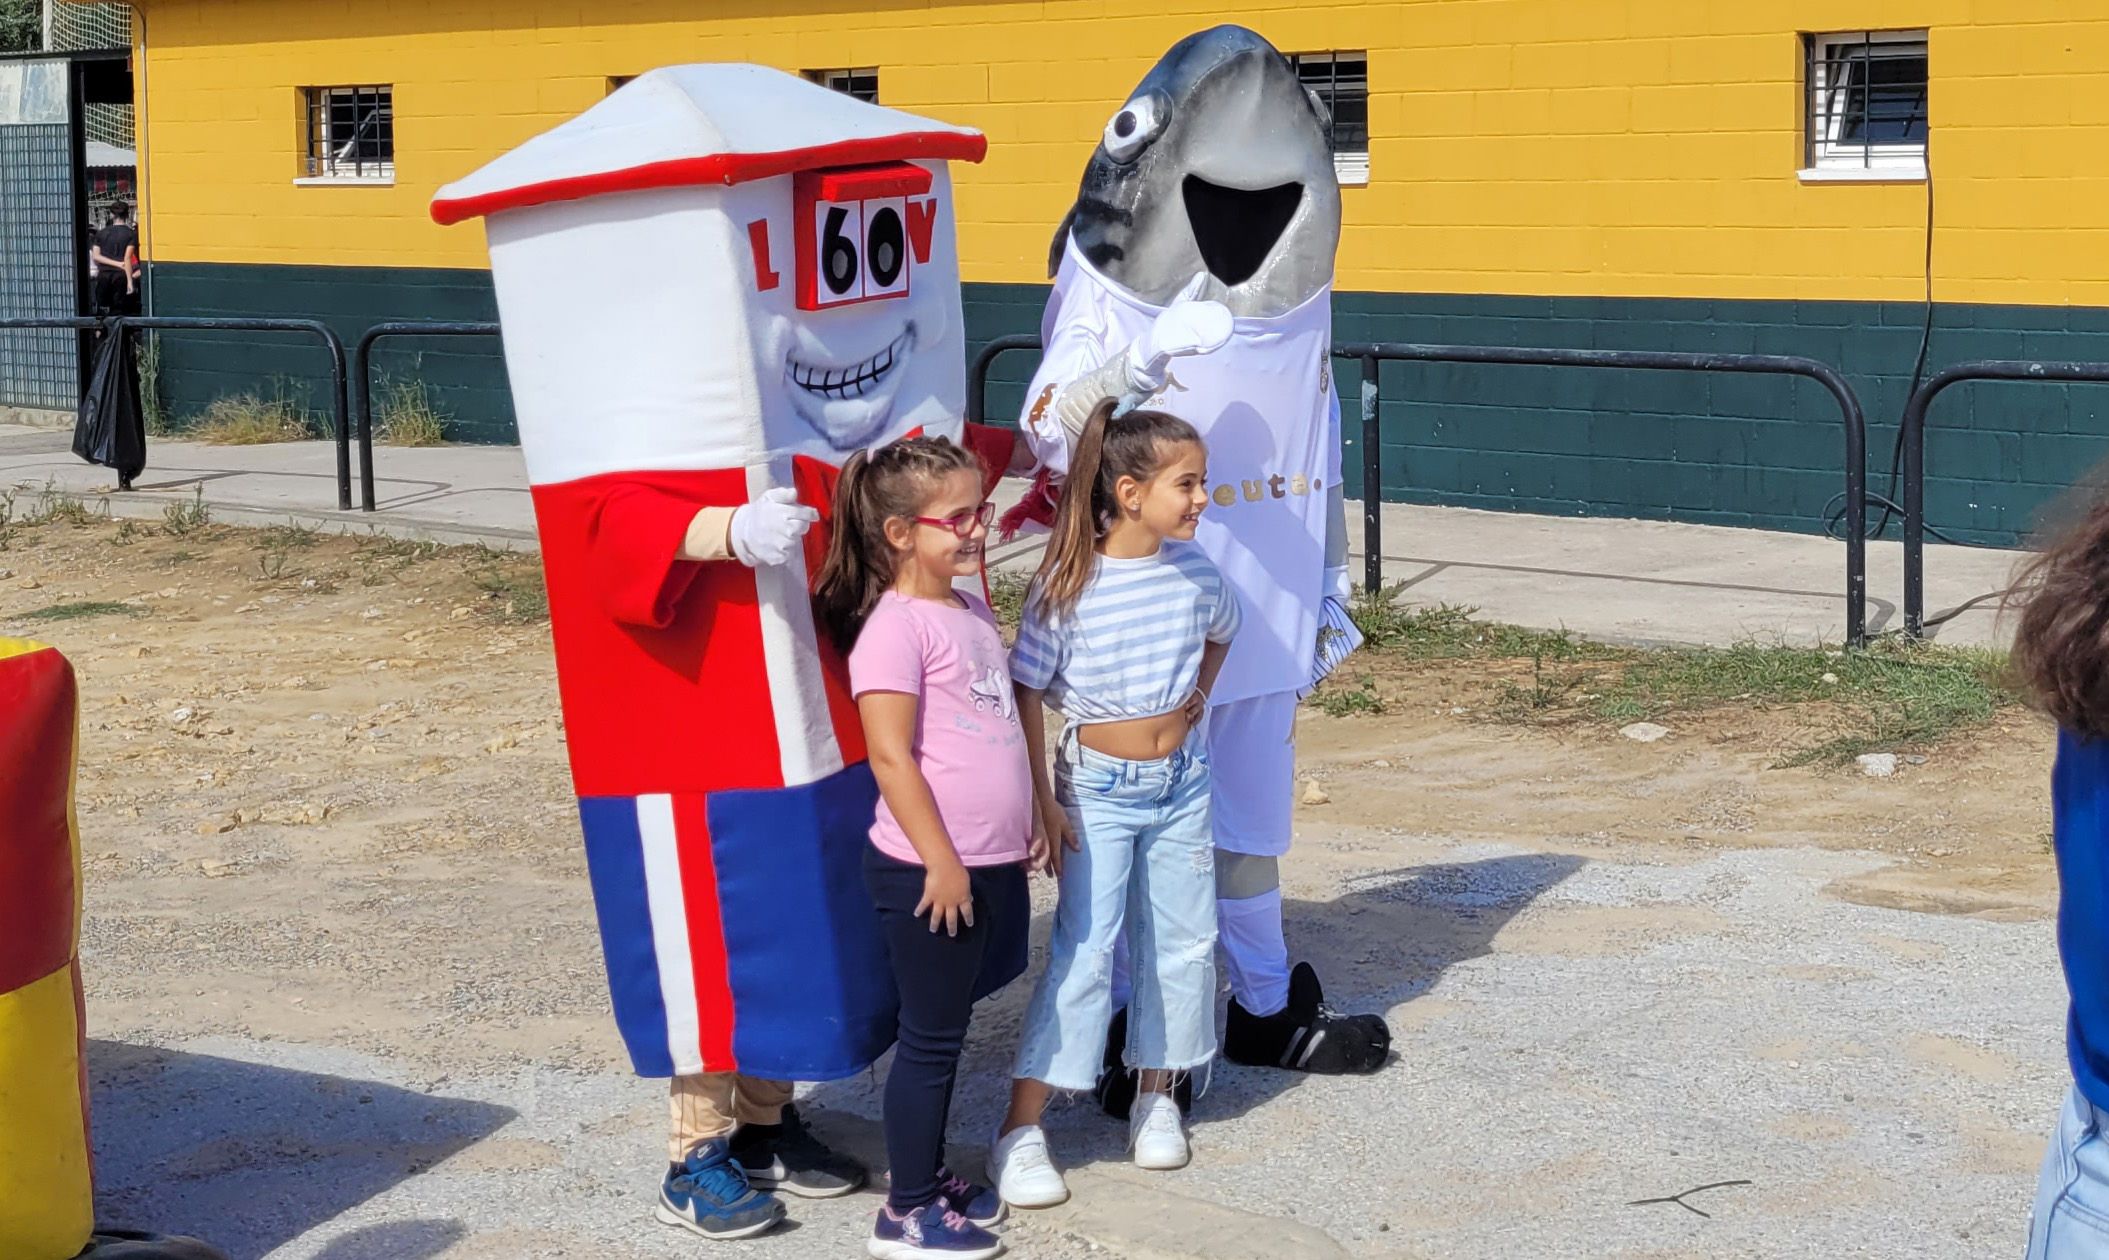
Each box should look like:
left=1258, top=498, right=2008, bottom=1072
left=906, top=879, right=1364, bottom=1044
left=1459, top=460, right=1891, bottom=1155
left=433, top=66, right=993, bottom=1080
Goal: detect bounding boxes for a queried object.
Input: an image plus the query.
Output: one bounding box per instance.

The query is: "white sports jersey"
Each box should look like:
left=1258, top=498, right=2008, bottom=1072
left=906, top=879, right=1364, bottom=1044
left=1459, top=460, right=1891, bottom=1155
left=1021, top=237, right=1340, bottom=705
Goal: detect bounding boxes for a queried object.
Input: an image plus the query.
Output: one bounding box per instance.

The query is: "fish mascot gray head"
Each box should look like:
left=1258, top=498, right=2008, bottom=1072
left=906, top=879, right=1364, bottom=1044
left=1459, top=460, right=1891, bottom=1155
left=1053, top=24, right=1342, bottom=317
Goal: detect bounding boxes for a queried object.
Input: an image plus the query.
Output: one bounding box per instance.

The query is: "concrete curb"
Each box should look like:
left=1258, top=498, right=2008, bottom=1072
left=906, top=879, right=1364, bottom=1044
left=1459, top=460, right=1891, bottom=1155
left=4, top=479, right=537, bottom=551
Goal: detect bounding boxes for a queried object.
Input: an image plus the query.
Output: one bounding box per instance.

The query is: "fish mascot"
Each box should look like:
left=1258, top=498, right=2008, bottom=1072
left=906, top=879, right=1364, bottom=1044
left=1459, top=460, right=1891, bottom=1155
left=1013, top=26, right=1391, bottom=1105
left=431, top=66, right=1018, bottom=1240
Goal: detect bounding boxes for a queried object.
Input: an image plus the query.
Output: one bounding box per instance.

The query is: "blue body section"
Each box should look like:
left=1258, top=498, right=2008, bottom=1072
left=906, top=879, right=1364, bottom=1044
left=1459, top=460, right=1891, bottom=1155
left=709, top=762, right=899, bottom=1080
left=2056, top=732, right=2109, bottom=1113
left=577, top=795, right=675, bottom=1077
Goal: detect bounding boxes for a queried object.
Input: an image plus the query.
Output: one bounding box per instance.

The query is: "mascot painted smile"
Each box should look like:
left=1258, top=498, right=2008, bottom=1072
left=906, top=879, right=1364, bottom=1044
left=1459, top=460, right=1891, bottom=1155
left=1016, top=26, right=1392, bottom=1100
left=433, top=66, right=1017, bottom=1240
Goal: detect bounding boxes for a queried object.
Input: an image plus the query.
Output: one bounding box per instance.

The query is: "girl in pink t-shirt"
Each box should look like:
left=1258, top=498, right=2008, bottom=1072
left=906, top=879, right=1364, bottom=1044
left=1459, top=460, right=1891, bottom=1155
left=815, top=436, right=1033, bottom=1260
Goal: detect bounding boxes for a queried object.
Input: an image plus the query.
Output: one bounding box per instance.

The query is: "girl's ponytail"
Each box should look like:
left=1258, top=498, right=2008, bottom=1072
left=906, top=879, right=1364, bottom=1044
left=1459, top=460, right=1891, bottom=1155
left=815, top=448, right=885, bottom=651
left=1030, top=398, right=1117, bottom=619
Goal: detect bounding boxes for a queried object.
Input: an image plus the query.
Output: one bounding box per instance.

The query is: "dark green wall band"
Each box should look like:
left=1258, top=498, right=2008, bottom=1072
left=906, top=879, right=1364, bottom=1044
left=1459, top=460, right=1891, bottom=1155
left=149, top=261, right=2109, bottom=546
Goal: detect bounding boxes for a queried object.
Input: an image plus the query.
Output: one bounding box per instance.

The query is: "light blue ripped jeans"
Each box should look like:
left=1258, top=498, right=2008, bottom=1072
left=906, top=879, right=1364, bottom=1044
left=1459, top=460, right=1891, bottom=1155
left=1012, top=729, right=1218, bottom=1091
left=2029, top=1085, right=2109, bottom=1258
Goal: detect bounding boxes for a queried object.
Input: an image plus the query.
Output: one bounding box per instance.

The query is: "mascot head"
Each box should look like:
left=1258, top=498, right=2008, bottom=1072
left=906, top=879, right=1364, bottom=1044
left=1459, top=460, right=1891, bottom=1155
left=433, top=66, right=984, bottom=485
left=1054, top=25, right=1340, bottom=318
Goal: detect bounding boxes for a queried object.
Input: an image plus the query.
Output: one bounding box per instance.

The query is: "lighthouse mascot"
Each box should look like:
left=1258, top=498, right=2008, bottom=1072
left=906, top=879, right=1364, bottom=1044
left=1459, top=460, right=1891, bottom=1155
left=1013, top=27, right=1390, bottom=1110
left=432, top=65, right=1018, bottom=1240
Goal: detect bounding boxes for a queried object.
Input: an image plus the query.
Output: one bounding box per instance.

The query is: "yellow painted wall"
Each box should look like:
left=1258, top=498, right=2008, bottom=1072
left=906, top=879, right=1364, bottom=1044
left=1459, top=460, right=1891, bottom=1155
left=130, top=0, right=2109, bottom=305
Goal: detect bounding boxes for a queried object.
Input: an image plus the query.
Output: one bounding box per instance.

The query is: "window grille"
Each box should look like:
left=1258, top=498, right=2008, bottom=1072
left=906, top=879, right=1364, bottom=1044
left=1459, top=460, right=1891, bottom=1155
left=1288, top=51, right=1369, bottom=185
left=1805, top=31, right=1928, bottom=172
left=303, top=85, right=394, bottom=180
left=804, top=67, right=879, bottom=104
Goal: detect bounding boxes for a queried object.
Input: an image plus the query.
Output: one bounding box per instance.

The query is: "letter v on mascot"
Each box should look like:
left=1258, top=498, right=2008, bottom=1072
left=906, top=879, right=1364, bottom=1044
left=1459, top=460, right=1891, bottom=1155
left=1010, top=26, right=1392, bottom=1110
left=431, top=66, right=1023, bottom=1238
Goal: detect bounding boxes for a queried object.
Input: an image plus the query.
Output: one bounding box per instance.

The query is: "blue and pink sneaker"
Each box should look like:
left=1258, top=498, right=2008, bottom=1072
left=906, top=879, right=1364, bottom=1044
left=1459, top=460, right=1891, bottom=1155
left=935, top=1166, right=1006, bottom=1228
left=867, top=1201, right=1003, bottom=1260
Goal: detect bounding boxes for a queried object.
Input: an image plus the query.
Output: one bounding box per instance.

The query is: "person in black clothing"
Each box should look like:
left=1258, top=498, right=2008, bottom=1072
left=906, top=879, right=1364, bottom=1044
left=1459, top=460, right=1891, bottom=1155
left=89, top=202, right=140, bottom=317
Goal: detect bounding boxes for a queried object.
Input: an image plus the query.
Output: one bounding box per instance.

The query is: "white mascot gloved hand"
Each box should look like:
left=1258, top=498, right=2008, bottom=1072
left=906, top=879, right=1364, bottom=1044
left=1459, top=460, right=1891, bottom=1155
left=729, top=487, right=819, bottom=568
left=1128, top=273, right=1235, bottom=396
left=1053, top=275, right=1235, bottom=448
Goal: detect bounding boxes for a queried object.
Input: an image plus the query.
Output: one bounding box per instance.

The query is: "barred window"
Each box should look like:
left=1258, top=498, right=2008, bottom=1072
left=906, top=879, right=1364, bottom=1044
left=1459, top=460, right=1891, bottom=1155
left=1805, top=31, right=1928, bottom=175
left=302, top=85, right=393, bottom=181
left=805, top=67, right=879, bottom=104
left=1288, top=51, right=1369, bottom=186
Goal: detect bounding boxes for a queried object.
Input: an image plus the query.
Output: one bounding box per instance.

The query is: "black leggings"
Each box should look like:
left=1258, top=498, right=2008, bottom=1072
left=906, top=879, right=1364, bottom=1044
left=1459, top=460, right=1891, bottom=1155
left=864, top=846, right=1029, bottom=1211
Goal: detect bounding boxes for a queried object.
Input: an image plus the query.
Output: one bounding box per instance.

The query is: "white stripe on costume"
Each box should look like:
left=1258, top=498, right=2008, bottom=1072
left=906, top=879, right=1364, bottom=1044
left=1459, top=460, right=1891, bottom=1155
left=637, top=794, right=705, bottom=1076
left=747, top=462, right=846, bottom=788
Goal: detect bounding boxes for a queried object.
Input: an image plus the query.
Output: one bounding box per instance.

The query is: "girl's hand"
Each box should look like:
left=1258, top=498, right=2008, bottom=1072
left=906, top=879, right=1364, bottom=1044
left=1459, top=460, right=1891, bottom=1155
left=1181, top=687, right=1209, bottom=728
left=1038, top=798, right=1078, bottom=876
left=1028, top=818, right=1053, bottom=875
left=915, top=860, right=974, bottom=936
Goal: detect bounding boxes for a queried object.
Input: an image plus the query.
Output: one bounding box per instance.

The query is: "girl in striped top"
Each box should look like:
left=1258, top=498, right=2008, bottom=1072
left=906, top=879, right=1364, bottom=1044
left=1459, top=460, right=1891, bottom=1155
left=989, top=400, right=1240, bottom=1208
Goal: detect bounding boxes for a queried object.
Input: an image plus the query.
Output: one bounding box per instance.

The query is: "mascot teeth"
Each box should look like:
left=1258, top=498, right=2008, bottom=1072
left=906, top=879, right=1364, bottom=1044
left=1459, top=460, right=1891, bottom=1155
left=790, top=327, right=914, bottom=401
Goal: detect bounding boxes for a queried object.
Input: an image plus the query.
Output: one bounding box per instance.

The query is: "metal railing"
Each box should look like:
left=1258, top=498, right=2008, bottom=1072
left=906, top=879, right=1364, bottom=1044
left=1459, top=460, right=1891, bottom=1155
left=0, top=314, right=354, bottom=509
left=352, top=321, right=501, bottom=512
left=970, top=336, right=1872, bottom=648
left=1900, top=359, right=2109, bottom=639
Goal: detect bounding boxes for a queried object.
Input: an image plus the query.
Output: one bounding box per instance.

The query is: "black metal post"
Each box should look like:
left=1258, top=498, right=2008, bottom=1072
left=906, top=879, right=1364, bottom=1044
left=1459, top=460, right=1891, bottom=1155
left=1361, top=354, right=1381, bottom=596
left=966, top=333, right=1044, bottom=428
left=0, top=315, right=354, bottom=510
left=353, top=321, right=501, bottom=511
left=1332, top=342, right=1870, bottom=647
left=114, top=318, right=354, bottom=510
left=1901, top=359, right=2109, bottom=639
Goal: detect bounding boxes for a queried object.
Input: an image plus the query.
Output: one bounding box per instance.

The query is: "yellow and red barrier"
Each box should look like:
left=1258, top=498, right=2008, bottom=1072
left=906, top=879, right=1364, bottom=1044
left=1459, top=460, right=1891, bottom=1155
left=0, top=637, right=93, bottom=1259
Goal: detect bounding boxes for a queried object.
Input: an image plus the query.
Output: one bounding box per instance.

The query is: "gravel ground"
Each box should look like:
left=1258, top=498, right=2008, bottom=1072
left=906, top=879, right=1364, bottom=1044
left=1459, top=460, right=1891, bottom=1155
left=90, top=829, right=2064, bottom=1260
left=7, top=519, right=2058, bottom=1259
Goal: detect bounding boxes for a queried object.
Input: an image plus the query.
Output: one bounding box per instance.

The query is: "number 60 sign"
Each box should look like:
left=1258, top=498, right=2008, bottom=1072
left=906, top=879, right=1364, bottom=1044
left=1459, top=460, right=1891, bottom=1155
left=788, top=163, right=941, bottom=311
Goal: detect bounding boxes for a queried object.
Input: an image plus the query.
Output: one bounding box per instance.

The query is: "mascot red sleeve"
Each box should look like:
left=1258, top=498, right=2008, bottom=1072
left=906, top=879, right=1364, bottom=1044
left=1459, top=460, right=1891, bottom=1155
left=431, top=66, right=1003, bottom=1083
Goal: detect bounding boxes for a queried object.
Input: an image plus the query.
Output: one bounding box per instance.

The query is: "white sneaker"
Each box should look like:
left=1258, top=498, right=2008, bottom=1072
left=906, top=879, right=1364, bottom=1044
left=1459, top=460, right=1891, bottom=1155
left=1129, top=1091, right=1189, bottom=1171
left=989, top=1124, right=1069, bottom=1208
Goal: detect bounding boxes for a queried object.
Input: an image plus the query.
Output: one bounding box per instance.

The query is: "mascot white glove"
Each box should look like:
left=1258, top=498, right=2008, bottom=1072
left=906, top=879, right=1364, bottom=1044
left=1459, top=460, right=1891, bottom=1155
left=729, top=488, right=819, bottom=568
left=1128, top=274, right=1235, bottom=396
left=1055, top=274, right=1234, bottom=446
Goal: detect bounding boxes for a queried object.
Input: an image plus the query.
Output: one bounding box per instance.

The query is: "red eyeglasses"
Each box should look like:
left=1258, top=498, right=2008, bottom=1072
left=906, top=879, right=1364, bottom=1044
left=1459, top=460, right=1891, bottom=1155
left=911, top=502, right=995, bottom=537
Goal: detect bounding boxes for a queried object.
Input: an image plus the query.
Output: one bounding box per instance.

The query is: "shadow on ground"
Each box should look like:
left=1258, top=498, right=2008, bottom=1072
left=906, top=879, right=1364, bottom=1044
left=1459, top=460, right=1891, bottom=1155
left=1193, top=851, right=1586, bottom=1126
left=807, top=852, right=1586, bottom=1182
left=89, top=1041, right=514, bottom=1260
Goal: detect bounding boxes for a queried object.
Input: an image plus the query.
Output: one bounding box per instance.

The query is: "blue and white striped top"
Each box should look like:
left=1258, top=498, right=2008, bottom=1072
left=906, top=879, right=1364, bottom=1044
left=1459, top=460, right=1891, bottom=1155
left=1010, top=542, right=1242, bottom=723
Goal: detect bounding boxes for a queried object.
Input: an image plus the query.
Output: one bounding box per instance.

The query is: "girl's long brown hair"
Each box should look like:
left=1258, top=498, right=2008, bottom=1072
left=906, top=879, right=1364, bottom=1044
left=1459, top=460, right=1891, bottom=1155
left=1029, top=399, right=1202, bottom=619
left=814, top=436, right=981, bottom=650
left=2011, top=491, right=2109, bottom=739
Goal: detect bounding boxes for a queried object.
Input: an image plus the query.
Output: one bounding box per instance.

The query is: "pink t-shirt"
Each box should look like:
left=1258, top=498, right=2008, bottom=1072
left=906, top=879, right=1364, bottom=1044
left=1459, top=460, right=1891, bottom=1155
left=849, top=591, right=1033, bottom=867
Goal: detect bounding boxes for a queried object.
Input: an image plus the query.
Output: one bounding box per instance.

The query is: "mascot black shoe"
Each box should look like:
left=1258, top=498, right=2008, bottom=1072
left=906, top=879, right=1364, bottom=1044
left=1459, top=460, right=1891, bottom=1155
left=1224, top=963, right=1390, bottom=1075
left=1092, top=1008, right=1195, bottom=1120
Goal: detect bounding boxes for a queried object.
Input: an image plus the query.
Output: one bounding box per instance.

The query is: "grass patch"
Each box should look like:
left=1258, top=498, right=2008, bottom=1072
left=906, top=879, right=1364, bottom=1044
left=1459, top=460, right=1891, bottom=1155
left=1347, top=589, right=1615, bottom=664
left=191, top=387, right=317, bottom=444
left=473, top=558, right=550, bottom=624
left=1313, top=677, right=1384, bottom=717
left=1317, top=591, right=2021, bottom=767
left=376, top=377, right=449, bottom=447
left=162, top=488, right=212, bottom=536
left=989, top=571, right=1029, bottom=633
left=15, top=600, right=145, bottom=623
left=138, top=333, right=173, bottom=437
left=255, top=521, right=322, bottom=551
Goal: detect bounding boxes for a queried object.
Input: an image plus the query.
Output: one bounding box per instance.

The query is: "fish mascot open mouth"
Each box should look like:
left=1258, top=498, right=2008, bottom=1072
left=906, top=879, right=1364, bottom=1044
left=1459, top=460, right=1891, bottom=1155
left=1180, top=176, right=1303, bottom=288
